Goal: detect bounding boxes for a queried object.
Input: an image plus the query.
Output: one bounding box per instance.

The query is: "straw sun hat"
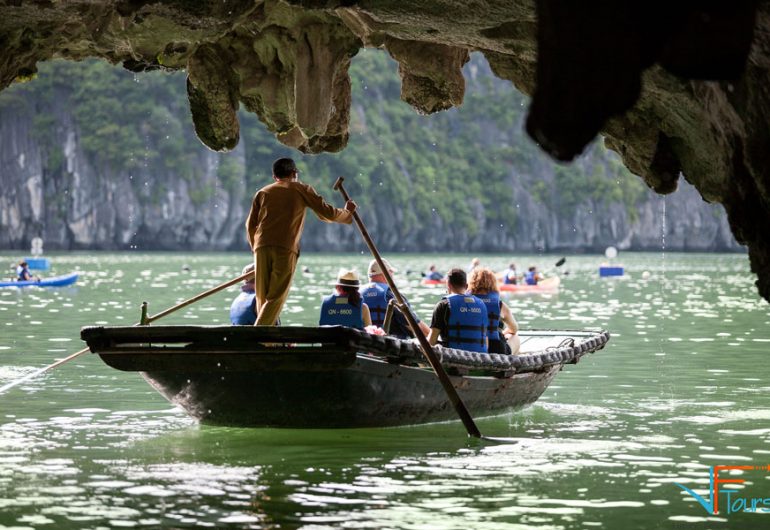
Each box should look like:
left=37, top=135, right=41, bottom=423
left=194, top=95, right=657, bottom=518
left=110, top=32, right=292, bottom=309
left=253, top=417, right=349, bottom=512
left=334, top=269, right=361, bottom=287
left=367, top=258, right=397, bottom=277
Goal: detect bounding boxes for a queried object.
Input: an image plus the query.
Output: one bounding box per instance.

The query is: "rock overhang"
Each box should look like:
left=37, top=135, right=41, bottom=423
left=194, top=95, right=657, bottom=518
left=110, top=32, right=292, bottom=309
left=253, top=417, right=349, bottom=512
left=1, top=0, right=768, bottom=300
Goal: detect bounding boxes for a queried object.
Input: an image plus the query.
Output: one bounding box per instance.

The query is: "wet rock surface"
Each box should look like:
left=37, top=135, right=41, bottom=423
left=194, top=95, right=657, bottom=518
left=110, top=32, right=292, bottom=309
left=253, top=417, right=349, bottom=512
left=0, top=0, right=768, bottom=299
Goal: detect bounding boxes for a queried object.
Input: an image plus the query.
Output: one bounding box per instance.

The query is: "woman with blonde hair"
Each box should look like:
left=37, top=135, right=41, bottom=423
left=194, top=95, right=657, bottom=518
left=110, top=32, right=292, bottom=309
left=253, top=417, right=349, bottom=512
left=467, top=267, right=520, bottom=354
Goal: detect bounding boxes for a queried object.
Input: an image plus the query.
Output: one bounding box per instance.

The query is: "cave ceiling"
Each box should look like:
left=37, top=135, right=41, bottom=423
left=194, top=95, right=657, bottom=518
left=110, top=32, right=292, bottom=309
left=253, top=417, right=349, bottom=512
left=1, top=0, right=769, bottom=301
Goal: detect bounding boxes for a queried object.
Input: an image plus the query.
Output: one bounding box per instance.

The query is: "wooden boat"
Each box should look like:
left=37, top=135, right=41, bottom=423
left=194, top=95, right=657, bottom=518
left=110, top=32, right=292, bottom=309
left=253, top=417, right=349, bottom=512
left=81, top=325, right=609, bottom=428
left=0, top=272, right=78, bottom=288
left=498, top=275, right=560, bottom=293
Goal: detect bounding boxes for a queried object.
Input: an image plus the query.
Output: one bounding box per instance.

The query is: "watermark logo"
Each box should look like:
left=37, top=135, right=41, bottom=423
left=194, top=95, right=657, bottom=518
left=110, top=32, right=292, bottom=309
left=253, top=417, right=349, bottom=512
left=675, top=465, right=770, bottom=515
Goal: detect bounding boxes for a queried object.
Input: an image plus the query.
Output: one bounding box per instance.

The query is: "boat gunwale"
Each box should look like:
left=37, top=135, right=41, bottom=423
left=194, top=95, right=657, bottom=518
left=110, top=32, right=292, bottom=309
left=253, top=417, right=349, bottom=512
left=81, top=324, right=610, bottom=376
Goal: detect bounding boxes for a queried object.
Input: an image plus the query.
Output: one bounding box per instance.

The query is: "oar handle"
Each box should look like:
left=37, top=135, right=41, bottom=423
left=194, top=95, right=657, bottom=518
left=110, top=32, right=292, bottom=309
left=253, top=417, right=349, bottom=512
left=333, top=177, right=481, bottom=438
left=333, top=176, right=350, bottom=199
left=145, top=270, right=252, bottom=323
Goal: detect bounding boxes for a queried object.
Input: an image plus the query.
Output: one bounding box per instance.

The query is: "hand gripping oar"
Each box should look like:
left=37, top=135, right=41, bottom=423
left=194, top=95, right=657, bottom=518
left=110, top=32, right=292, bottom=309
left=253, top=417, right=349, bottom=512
left=334, top=176, right=482, bottom=438
left=0, top=270, right=253, bottom=396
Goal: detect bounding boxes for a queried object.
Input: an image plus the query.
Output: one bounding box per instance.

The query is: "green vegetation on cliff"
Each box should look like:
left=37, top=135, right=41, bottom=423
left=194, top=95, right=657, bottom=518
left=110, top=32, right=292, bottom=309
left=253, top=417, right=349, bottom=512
left=0, top=50, right=653, bottom=249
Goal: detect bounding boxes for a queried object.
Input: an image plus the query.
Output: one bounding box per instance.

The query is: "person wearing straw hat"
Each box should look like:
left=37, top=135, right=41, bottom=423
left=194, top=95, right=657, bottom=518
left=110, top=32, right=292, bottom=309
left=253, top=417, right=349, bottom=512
left=319, top=269, right=371, bottom=329
left=361, top=258, right=429, bottom=339
left=245, top=157, right=356, bottom=327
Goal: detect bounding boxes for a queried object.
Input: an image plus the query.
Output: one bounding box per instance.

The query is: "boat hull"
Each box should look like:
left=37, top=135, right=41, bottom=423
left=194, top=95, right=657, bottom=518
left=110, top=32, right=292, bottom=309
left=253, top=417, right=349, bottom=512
left=0, top=272, right=78, bottom=288
left=139, top=356, right=560, bottom=428
left=81, top=325, right=609, bottom=429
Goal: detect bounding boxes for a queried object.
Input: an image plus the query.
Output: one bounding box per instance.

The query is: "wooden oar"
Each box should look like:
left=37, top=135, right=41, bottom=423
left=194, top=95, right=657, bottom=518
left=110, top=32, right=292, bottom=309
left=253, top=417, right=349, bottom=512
left=0, top=270, right=253, bottom=396
left=334, top=176, right=482, bottom=438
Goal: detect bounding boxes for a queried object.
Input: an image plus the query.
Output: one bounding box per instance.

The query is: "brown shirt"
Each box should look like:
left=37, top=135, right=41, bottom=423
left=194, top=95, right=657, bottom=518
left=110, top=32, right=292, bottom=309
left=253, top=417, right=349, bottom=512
left=245, top=179, right=352, bottom=254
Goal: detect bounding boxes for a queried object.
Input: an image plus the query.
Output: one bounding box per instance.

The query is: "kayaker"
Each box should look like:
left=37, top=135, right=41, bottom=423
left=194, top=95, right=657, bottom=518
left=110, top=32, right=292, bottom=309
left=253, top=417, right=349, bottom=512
left=319, top=269, right=372, bottom=330
left=230, top=263, right=258, bottom=325
left=428, top=268, right=489, bottom=353
left=424, top=265, right=444, bottom=281
left=361, top=259, right=429, bottom=339
left=524, top=266, right=543, bottom=285
left=16, top=261, right=36, bottom=282
left=245, top=157, right=356, bottom=326
left=502, top=262, right=518, bottom=284
left=467, top=257, right=480, bottom=273
left=468, top=267, right=520, bottom=355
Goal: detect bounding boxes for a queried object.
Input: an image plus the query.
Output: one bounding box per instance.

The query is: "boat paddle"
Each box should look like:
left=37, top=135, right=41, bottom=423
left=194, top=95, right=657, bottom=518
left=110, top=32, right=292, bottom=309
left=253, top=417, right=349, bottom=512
left=334, top=176, right=483, bottom=439
left=0, top=269, right=254, bottom=396
left=541, top=257, right=566, bottom=279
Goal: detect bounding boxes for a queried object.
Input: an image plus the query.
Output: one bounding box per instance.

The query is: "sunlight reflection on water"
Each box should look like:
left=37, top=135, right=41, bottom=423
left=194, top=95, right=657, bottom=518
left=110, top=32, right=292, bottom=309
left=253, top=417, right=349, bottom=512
left=0, top=251, right=768, bottom=528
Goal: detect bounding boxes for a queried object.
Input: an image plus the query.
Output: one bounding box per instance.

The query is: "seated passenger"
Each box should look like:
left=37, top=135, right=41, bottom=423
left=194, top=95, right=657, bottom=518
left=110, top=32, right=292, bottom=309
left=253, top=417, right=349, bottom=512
left=468, top=267, right=520, bottom=355
left=524, top=266, right=543, bottom=285
left=428, top=268, right=488, bottom=353
left=16, top=261, right=38, bottom=282
left=361, top=259, right=429, bottom=339
left=230, top=263, right=258, bottom=325
left=319, top=269, right=372, bottom=330
left=425, top=265, right=444, bottom=281
left=502, top=262, right=518, bottom=284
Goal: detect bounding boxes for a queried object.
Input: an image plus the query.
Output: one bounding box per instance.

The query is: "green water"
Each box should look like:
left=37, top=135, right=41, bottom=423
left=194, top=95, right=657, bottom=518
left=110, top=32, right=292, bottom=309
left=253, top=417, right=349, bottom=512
left=1, top=251, right=769, bottom=529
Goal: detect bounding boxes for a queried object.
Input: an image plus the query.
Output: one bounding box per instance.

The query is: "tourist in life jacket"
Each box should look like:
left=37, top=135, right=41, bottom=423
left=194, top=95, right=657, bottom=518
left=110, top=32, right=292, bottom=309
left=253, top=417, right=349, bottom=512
left=361, top=259, right=430, bottom=339
left=468, top=267, right=520, bottom=355
left=502, top=262, right=518, bottom=284
left=230, top=263, right=259, bottom=325
left=319, top=269, right=371, bottom=330
left=524, top=266, right=543, bottom=285
left=16, top=261, right=37, bottom=282
left=424, top=265, right=444, bottom=281
left=428, top=268, right=489, bottom=353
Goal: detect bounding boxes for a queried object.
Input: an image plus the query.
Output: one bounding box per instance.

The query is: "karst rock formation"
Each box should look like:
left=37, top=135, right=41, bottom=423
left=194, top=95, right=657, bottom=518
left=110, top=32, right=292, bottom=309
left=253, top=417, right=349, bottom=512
left=1, top=0, right=768, bottom=300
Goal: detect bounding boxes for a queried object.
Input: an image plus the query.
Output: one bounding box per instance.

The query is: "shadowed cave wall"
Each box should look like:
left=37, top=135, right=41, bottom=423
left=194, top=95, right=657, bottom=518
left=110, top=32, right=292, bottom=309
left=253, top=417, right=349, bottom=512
left=0, top=0, right=767, bottom=300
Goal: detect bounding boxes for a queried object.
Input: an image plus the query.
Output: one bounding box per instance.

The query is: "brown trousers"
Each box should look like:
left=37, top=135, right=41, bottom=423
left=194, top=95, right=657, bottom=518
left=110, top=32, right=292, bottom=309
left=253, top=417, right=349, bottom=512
left=253, top=246, right=298, bottom=326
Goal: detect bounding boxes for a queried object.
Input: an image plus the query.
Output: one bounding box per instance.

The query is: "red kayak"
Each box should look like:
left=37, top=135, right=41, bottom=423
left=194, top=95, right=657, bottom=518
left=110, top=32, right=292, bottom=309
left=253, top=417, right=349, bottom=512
left=420, top=278, right=444, bottom=286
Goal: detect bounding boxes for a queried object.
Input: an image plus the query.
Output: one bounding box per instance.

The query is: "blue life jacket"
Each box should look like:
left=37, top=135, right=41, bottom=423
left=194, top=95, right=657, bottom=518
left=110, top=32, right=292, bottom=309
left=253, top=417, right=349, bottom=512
left=503, top=269, right=517, bottom=284
left=319, top=293, right=364, bottom=329
left=16, top=266, right=25, bottom=281
left=524, top=270, right=538, bottom=285
left=444, top=293, right=488, bottom=352
left=230, top=291, right=257, bottom=325
left=361, top=282, right=388, bottom=326
left=474, top=291, right=501, bottom=341
left=426, top=271, right=443, bottom=281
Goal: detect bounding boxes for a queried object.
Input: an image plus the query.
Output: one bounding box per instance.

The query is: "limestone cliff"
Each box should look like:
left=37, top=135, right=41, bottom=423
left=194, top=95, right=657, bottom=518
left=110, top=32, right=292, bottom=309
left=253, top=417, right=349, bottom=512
left=0, top=57, right=738, bottom=255
left=0, top=86, right=247, bottom=251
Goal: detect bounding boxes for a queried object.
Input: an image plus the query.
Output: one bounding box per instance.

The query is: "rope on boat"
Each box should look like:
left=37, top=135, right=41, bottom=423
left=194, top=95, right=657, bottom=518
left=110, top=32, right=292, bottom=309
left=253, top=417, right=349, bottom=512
left=349, top=329, right=610, bottom=373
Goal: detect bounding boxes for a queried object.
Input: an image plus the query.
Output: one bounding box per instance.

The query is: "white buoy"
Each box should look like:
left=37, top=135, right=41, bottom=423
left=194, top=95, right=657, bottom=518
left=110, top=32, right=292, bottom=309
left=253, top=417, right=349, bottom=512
left=641, top=271, right=651, bottom=280
left=599, top=246, right=623, bottom=277
left=30, top=237, right=43, bottom=256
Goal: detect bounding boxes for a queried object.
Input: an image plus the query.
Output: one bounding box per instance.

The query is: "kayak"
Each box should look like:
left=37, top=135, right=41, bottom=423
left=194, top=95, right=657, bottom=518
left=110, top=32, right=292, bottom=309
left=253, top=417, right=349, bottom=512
left=421, top=278, right=443, bottom=286
left=0, top=272, right=79, bottom=288
left=498, top=276, right=560, bottom=293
